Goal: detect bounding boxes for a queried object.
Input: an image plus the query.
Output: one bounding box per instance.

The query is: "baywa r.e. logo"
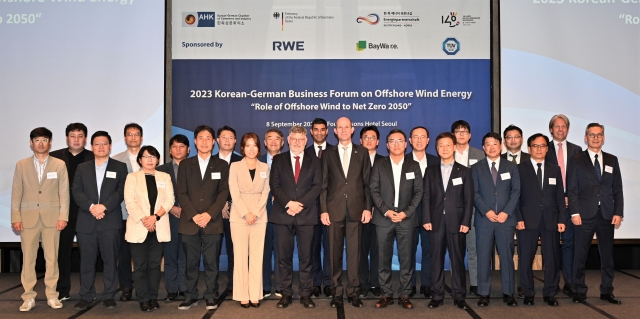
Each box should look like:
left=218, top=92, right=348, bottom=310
left=182, top=12, right=215, bottom=27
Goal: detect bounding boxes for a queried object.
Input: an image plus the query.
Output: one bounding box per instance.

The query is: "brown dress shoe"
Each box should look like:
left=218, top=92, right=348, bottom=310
left=375, top=296, right=394, bottom=308
left=399, top=297, right=413, bottom=309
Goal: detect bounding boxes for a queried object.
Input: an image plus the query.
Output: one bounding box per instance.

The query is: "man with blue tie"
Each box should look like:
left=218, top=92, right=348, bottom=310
left=568, top=123, right=623, bottom=304
left=472, top=132, right=520, bottom=307
left=516, top=133, right=566, bottom=307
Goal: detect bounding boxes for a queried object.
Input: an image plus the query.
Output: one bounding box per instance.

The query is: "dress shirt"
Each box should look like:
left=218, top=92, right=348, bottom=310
left=441, top=161, right=454, bottom=192
left=505, top=150, right=522, bottom=164
left=391, top=157, right=403, bottom=208
left=127, top=150, right=141, bottom=172
left=413, top=151, right=428, bottom=176
left=338, top=142, right=353, bottom=176
left=172, top=159, right=179, bottom=179
left=552, top=140, right=568, bottom=171
left=486, top=156, right=501, bottom=172
left=531, top=158, right=545, bottom=184
left=218, top=151, right=232, bottom=164
left=369, top=152, right=376, bottom=167
left=198, top=154, right=210, bottom=179
left=587, top=149, right=603, bottom=174
left=454, top=145, right=470, bottom=167
left=95, top=158, right=108, bottom=200
left=266, top=152, right=275, bottom=168
left=33, top=155, right=49, bottom=183
left=314, top=141, right=327, bottom=157
left=291, top=151, right=305, bottom=175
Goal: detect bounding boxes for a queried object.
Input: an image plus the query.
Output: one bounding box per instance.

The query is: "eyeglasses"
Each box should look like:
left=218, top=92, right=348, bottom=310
left=505, top=135, right=522, bottom=140
left=141, top=155, right=157, bottom=160
left=289, top=138, right=306, bottom=143
left=530, top=144, right=548, bottom=150
left=126, top=133, right=141, bottom=137
left=454, top=130, right=469, bottom=136
left=32, top=138, right=50, bottom=143
left=388, top=139, right=405, bottom=146
left=587, top=133, right=604, bottom=139
left=93, top=142, right=109, bottom=147
left=362, top=136, right=377, bottom=141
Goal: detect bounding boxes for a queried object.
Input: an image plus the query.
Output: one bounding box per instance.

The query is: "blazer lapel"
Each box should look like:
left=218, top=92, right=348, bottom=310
left=333, top=147, right=347, bottom=179
left=299, top=153, right=312, bottom=183
left=98, top=160, right=112, bottom=200
left=581, top=151, right=599, bottom=182
left=345, top=146, right=359, bottom=179
left=524, top=160, right=542, bottom=193
left=284, top=152, right=297, bottom=184
left=480, top=159, right=495, bottom=188
left=435, top=164, right=446, bottom=195
left=383, top=158, right=395, bottom=192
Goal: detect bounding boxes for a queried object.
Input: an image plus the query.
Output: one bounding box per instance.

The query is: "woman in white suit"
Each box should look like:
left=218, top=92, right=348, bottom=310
left=229, top=133, right=270, bottom=308
left=124, top=145, right=174, bottom=312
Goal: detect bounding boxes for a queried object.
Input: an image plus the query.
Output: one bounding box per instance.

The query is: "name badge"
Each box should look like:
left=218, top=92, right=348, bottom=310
left=46, top=172, right=57, bottom=179
left=604, top=165, right=613, bottom=173
left=549, top=178, right=556, bottom=185
left=260, top=172, right=267, bottom=179
left=157, top=182, right=166, bottom=188
left=406, top=172, right=415, bottom=180
left=106, top=171, right=116, bottom=178
left=500, top=172, right=511, bottom=180
left=469, top=159, right=478, bottom=165
left=211, top=172, right=221, bottom=180
left=452, top=177, right=463, bottom=186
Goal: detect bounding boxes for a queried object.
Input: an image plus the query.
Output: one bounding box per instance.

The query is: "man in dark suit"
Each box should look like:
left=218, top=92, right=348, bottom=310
left=260, top=129, right=284, bottom=298
left=176, top=125, right=230, bottom=311
left=320, top=117, right=372, bottom=308
left=305, top=117, right=334, bottom=298
left=370, top=129, right=422, bottom=309
left=545, top=114, right=582, bottom=296
left=157, top=134, right=190, bottom=302
left=472, top=132, right=520, bottom=307
left=423, top=132, right=473, bottom=310
left=358, top=125, right=383, bottom=298
left=270, top=126, right=322, bottom=309
left=50, top=123, right=93, bottom=301
left=214, top=125, right=243, bottom=295
left=407, top=126, right=439, bottom=298
left=71, top=131, right=128, bottom=311
left=516, top=133, right=566, bottom=307
left=568, top=123, right=623, bottom=304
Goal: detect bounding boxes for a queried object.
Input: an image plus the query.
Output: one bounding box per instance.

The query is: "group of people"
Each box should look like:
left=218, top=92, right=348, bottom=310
left=10, top=114, right=624, bottom=313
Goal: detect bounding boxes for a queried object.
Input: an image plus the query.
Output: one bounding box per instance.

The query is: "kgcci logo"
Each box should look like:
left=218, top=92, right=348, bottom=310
left=356, top=13, right=379, bottom=25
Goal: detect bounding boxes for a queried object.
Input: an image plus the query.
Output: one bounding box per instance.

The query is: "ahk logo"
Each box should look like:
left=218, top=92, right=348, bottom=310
left=356, top=13, right=379, bottom=25
left=273, top=41, right=304, bottom=51
left=182, top=12, right=215, bottom=27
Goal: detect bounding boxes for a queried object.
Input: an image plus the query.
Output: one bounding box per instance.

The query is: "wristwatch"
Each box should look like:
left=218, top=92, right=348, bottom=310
left=154, top=214, right=161, bottom=221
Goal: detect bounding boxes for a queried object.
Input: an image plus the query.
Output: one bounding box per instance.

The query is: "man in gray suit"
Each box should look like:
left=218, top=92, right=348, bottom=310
left=451, top=120, right=485, bottom=296
left=111, top=123, right=143, bottom=301
left=370, top=129, right=423, bottom=310
left=472, top=132, right=521, bottom=307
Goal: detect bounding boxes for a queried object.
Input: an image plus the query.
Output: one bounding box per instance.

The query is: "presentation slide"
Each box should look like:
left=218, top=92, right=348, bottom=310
left=501, top=1, right=639, bottom=238
left=0, top=0, right=165, bottom=242
left=172, top=0, right=490, bottom=269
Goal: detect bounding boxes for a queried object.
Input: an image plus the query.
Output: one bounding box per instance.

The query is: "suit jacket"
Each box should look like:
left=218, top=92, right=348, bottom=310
left=370, top=156, right=423, bottom=228
left=112, top=150, right=137, bottom=219
left=545, top=140, right=582, bottom=191
left=457, top=146, right=485, bottom=167
left=177, top=155, right=230, bottom=235
left=157, top=160, right=180, bottom=207
left=516, top=160, right=566, bottom=231
left=320, top=143, right=372, bottom=222
left=228, top=158, right=270, bottom=224
left=567, top=150, right=623, bottom=220
left=214, top=152, right=242, bottom=203
left=305, top=143, right=334, bottom=159
left=11, top=156, right=70, bottom=228
left=422, top=161, right=474, bottom=233
left=72, top=158, right=128, bottom=233
left=471, top=158, right=521, bottom=228
left=269, top=151, right=322, bottom=226
left=124, top=170, right=175, bottom=243
left=50, top=148, right=93, bottom=219
left=501, top=151, right=531, bottom=164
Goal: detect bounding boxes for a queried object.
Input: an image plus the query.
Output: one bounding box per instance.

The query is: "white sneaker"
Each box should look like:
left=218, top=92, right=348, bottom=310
left=19, top=299, right=35, bottom=312
left=48, top=298, right=63, bottom=309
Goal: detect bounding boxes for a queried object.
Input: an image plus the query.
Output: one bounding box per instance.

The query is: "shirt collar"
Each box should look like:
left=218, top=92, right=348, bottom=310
left=338, top=142, right=353, bottom=150
left=291, top=151, right=304, bottom=160
left=315, top=141, right=327, bottom=150
left=487, top=156, right=501, bottom=167
left=95, top=158, right=109, bottom=168
left=33, top=155, right=49, bottom=164
left=587, top=149, right=602, bottom=158
left=441, top=161, right=454, bottom=168
left=530, top=158, right=544, bottom=167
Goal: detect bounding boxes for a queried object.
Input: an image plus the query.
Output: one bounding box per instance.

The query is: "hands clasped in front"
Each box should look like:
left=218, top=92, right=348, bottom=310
left=486, top=210, right=508, bottom=223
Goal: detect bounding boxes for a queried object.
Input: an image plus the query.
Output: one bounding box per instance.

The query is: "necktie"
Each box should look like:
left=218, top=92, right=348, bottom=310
left=537, top=163, right=543, bottom=189
left=342, top=146, right=350, bottom=177
left=317, top=145, right=323, bottom=158
left=558, top=142, right=566, bottom=188
left=594, top=154, right=601, bottom=181
left=491, top=161, right=498, bottom=185
left=294, top=156, right=300, bottom=183
left=510, top=154, right=518, bottom=163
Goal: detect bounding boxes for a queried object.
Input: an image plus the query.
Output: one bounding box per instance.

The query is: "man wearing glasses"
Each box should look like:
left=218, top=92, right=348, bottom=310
left=112, top=123, right=144, bottom=301
left=450, top=120, right=485, bottom=296
left=568, top=123, right=623, bottom=305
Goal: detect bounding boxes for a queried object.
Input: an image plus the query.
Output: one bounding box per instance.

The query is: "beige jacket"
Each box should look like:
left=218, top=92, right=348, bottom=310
left=124, top=170, right=174, bottom=243
left=228, top=158, right=270, bottom=224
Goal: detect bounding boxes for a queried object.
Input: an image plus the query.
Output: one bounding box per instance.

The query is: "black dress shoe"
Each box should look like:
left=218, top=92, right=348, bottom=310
left=562, top=283, right=576, bottom=296
left=104, top=299, right=117, bottom=309
left=139, top=301, right=152, bottom=312
left=120, top=288, right=132, bottom=302
left=477, top=295, right=490, bottom=307
left=300, top=296, right=316, bottom=308
left=408, top=286, right=416, bottom=297
left=543, top=296, right=559, bottom=306
left=428, top=299, right=443, bottom=308
left=150, top=299, right=160, bottom=310
left=240, top=302, right=250, bottom=308
left=74, top=299, right=93, bottom=311
left=420, top=285, right=432, bottom=298
left=503, top=294, right=518, bottom=307
left=165, top=293, right=178, bottom=302
left=399, top=297, right=413, bottom=309
left=523, top=296, right=534, bottom=306
left=310, top=286, right=321, bottom=298
left=348, top=297, right=364, bottom=307
left=178, top=298, right=199, bottom=310
left=517, top=286, right=524, bottom=298
left=277, top=295, right=293, bottom=308
left=573, top=293, right=586, bottom=303
left=206, top=298, right=219, bottom=310
left=324, top=286, right=333, bottom=298
left=330, top=296, right=343, bottom=308
left=469, top=286, right=480, bottom=296
left=250, top=301, right=260, bottom=308
left=454, top=300, right=470, bottom=310
left=600, top=293, right=622, bottom=305
left=371, top=287, right=382, bottom=297
left=358, top=287, right=369, bottom=298
left=375, top=296, right=394, bottom=308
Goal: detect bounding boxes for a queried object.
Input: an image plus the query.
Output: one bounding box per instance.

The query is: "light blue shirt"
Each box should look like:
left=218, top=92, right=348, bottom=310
left=95, top=159, right=109, bottom=201
left=441, top=161, right=454, bottom=192
left=267, top=152, right=274, bottom=169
